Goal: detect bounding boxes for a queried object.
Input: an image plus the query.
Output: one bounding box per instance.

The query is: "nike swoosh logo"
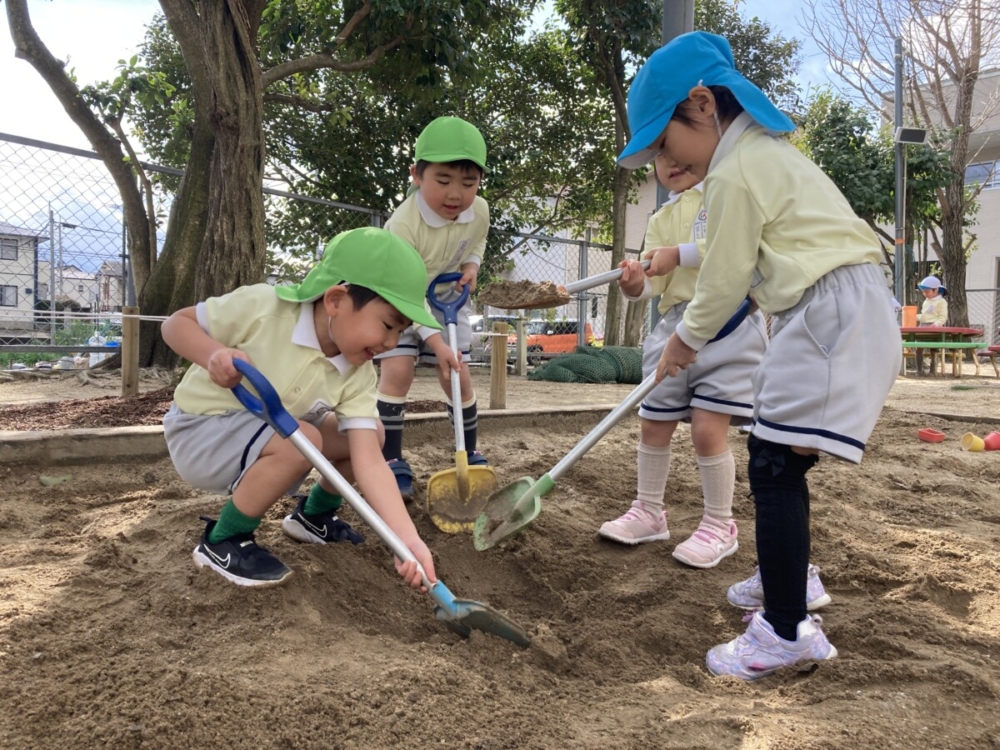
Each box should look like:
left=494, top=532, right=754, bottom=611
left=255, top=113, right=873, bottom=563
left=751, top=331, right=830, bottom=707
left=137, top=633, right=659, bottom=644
left=300, top=515, right=327, bottom=538
left=206, top=547, right=231, bottom=568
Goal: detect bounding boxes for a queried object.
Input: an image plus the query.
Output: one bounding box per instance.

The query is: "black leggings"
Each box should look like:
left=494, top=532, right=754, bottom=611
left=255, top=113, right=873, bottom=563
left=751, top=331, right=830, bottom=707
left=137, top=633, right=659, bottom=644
left=747, top=434, right=819, bottom=641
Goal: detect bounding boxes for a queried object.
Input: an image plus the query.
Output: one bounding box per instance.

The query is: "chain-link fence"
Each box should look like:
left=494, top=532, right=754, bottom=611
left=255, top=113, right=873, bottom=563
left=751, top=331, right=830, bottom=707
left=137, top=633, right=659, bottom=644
left=967, top=289, right=1000, bottom=345
left=0, top=132, right=648, bottom=368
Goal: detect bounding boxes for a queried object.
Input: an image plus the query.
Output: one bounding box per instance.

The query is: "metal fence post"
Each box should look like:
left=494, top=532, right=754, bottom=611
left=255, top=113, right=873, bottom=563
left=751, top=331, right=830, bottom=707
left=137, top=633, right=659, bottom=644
left=578, top=228, right=589, bottom=348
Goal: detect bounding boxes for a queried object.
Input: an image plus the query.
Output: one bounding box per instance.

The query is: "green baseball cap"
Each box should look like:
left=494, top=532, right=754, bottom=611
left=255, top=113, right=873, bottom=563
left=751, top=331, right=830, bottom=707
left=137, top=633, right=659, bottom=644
left=275, top=227, right=441, bottom=330
left=414, top=116, right=489, bottom=172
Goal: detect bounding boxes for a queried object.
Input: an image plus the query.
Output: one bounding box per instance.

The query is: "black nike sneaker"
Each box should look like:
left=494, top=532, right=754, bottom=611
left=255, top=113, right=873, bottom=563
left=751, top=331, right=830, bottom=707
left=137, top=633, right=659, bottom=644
left=281, top=495, right=364, bottom=545
left=192, top=516, right=293, bottom=587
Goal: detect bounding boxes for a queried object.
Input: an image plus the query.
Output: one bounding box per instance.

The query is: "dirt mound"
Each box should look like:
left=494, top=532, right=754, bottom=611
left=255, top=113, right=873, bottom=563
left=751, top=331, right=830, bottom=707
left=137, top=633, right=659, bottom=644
left=1, top=409, right=999, bottom=748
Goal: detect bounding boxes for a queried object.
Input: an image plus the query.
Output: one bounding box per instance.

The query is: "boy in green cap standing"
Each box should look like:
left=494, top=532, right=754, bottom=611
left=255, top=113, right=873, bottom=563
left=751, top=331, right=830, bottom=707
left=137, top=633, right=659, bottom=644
left=162, top=227, right=439, bottom=589
left=376, top=116, right=492, bottom=499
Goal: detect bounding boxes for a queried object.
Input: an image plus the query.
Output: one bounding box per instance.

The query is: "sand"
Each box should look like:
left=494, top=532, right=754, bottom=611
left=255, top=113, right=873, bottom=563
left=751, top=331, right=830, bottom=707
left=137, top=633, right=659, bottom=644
left=1, top=373, right=1000, bottom=748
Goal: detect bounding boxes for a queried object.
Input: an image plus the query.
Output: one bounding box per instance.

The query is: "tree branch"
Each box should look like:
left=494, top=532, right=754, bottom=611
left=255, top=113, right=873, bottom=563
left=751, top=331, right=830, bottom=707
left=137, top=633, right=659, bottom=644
left=5, top=0, right=153, bottom=292
left=262, top=34, right=406, bottom=88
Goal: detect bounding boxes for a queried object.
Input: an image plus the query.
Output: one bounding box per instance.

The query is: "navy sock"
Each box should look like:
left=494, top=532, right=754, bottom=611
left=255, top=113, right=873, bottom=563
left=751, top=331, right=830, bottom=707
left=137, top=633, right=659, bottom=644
left=446, top=399, right=479, bottom=454
left=747, top=435, right=818, bottom=641
left=377, top=396, right=406, bottom=462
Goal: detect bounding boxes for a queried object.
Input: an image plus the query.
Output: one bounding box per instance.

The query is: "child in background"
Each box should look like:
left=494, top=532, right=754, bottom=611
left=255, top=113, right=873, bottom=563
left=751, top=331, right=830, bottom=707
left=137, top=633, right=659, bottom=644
left=376, top=117, right=491, bottom=500
left=162, top=228, right=439, bottom=590
left=917, top=275, right=948, bottom=326
left=617, top=31, right=900, bottom=680
left=597, top=169, right=767, bottom=569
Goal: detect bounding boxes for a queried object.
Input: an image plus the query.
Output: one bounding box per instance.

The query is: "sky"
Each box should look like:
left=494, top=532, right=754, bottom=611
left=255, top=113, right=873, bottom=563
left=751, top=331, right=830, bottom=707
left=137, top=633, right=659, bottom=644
left=0, top=0, right=835, bottom=154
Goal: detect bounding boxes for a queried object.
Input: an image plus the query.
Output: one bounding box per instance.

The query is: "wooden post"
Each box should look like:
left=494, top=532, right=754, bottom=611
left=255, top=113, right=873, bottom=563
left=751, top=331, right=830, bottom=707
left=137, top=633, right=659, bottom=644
left=489, top=321, right=507, bottom=409
left=121, top=306, right=140, bottom=397
left=514, top=319, right=528, bottom=377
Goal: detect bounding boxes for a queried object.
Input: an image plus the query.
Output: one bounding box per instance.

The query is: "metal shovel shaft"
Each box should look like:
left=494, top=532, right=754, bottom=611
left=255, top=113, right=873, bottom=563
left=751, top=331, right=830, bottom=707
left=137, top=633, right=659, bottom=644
left=547, top=373, right=659, bottom=483
left=563, top=259, right=651, bottom=296
left=447, top=321, right=465, bottom=453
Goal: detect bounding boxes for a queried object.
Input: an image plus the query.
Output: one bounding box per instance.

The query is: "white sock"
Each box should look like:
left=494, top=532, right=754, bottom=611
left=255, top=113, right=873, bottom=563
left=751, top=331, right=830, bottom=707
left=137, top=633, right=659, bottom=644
left=697, top=449, right=735, bottom=521
left=636, top=442, right=671, bottom=513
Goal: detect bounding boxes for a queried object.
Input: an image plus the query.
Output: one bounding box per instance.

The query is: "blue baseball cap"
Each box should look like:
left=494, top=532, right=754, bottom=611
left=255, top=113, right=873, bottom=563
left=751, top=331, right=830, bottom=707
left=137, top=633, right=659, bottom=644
left=617, top=32, right=796, bottom=169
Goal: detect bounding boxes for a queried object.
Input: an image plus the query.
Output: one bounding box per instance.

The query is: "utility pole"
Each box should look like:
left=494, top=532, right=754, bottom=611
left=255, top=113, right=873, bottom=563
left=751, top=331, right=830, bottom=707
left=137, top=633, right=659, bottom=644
left=893, top=37, right=906, bottom=313
left=650, top=0, right=695, bottom=329
left=658, top=0, right=695, bottom=214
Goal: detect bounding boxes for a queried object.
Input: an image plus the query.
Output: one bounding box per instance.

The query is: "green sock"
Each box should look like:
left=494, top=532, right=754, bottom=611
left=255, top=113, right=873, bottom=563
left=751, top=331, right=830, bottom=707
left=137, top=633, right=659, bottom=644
left=208, top=498, right=262, bottom=544
left=303, top=483, right=343, bottom=516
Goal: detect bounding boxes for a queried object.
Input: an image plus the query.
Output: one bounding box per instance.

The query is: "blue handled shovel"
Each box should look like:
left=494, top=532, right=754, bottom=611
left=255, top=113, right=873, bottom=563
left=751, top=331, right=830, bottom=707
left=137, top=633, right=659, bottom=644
left=473, top=298, right=755, bottom=551
left=424, top=273, right=498, bottom=533
left=230, top=359, right=529, bottom=647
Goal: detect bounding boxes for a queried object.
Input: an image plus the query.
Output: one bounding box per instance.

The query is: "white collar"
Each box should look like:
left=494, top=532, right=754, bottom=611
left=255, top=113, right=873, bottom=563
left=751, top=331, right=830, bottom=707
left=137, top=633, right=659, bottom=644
left=708, top=111, right=757, bottom=174
left=662, top=181, right=705, bottom=207
left=292, top=303, right=352, bottom=375
left=416, top=191, right=476, bottom=227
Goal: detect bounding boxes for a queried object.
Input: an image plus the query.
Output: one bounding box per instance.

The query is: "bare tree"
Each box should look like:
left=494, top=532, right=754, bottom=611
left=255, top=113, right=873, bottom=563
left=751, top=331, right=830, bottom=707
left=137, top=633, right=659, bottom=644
left=803, top=0, right=1000, bottom=325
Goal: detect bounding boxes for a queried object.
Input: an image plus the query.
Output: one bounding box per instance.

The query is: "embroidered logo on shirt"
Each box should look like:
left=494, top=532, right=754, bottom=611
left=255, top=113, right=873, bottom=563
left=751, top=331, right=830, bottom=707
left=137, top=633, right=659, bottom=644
left=448, top=238, right=470, bottom=269
left=300, top=400, right=333, bottom=424
left=693, top=208, right=707, bottom=241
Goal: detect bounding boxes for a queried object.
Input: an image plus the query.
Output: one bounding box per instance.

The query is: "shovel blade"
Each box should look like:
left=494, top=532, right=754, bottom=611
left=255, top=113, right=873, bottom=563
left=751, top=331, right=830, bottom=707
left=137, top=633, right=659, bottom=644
left=435, top=600, right=531, bottom=647
left=426, top=464, right=498, bottom=534
left=472, top=475, right=552, bottom=551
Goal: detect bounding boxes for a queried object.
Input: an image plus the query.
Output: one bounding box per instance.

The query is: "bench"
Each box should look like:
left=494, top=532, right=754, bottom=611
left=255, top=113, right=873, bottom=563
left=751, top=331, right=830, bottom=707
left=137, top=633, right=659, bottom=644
left=901, top=341, right=984, bottom=377
left=977, top=346, right=1000, bottom=377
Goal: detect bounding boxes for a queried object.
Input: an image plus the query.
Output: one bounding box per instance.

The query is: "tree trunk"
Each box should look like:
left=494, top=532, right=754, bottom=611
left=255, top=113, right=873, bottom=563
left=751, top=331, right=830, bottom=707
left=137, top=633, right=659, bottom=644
left=138, top=121, right=216, bottom=367
left=939, top=186, right=968, bottom=326
left=623, top=297, right=647, bottom=347
left=603, top=164, right=631, bottom=346
left=934, top=67, right=977, bottom=329
left=194, top=1, right=267, bottom=302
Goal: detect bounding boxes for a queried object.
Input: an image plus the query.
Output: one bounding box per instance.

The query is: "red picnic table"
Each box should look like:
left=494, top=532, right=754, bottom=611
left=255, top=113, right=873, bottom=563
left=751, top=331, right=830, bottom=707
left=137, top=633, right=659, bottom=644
left=899, top=326, right=985, bottom=378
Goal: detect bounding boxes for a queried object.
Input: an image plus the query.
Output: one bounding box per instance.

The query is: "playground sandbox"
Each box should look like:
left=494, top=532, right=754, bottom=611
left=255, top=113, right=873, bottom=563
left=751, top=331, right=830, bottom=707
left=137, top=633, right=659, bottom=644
left=1, top=405, right=999, bottom=748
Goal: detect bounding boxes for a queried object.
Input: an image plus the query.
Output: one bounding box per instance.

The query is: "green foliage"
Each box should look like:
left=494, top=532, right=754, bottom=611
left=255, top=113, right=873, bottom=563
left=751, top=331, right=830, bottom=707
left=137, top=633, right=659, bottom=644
left=699, top=0, right=801, bottom=112
left=795, top=89, right=954, bottom=236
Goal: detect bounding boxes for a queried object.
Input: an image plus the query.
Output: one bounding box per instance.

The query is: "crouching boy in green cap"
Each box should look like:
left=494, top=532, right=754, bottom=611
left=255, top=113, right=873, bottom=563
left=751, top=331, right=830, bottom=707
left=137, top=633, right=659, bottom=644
left=162, top=227, right=439, bottom=589
left=376, top=116, right=492, bottom=500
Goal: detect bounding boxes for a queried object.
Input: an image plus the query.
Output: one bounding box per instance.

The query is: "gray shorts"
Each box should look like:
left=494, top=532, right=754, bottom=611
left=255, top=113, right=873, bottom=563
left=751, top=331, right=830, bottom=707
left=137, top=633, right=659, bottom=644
left=376, top=289, right=472, bottom=365
left=750, top=263, right=901, bottom=463
left=639, top=302, right=767, bottom=423
left=163, top=403, right=326, bottom=496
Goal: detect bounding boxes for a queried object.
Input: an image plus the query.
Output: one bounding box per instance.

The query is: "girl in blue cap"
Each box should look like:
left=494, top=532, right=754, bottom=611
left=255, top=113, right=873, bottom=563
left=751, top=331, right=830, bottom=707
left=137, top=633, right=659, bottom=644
left=917, top=275, right=948, bottom=327
left=618, top=31, right=901, bottom=680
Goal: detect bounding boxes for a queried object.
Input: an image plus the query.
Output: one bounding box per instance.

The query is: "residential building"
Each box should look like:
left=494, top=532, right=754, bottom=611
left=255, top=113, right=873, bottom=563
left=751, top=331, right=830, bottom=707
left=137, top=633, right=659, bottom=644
left=0, top=221, right=47, bottom=338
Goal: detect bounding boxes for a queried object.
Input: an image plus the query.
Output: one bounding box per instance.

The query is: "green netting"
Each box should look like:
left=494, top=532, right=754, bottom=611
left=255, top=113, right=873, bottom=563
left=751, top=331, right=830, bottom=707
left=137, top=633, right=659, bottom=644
left=527, top=346, right=643, bottom=384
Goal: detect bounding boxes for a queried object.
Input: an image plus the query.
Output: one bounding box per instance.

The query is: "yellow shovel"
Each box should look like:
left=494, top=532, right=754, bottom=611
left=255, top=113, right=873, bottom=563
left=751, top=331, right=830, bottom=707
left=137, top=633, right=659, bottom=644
left=425, top=273, right=497, bottom=533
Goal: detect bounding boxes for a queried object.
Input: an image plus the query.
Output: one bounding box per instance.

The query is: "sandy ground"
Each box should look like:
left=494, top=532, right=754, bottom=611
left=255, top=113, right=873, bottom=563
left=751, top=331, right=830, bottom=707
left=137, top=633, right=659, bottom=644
left=1, top=368, right=1000, bottom=748
left=4, top=362, right=1000, bottom=417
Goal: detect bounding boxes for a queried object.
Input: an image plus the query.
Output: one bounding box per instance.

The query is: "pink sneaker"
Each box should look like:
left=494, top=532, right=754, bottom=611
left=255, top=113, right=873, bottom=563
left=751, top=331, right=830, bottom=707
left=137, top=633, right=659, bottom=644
left=671, top=515, right=739, bottom=568
left=727, top=564, right=832, bottom=611
left=598, top=501, right=669, bottom=544
left=706, top=610, right=838, bottom=681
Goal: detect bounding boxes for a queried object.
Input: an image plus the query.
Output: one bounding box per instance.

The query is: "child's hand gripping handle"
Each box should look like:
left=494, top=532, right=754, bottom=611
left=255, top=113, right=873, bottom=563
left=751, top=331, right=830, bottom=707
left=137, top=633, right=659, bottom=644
left=426, top=272, right=471, bottom=326
left=228, top=360, right=438, bottom=585
left=228, top=355, right=530, bottom=643
left=230, top=359, right=300, bottom=438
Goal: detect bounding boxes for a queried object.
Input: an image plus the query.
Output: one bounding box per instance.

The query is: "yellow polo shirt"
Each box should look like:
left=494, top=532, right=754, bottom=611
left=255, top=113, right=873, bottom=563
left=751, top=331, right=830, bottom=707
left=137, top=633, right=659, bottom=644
left=642, top=185, right=707, bottom=315
left=173, top=284, right=377, bottom=429
left=386, top=191, right=490, bottom=339
left=677, top=113, right=883, bottom=350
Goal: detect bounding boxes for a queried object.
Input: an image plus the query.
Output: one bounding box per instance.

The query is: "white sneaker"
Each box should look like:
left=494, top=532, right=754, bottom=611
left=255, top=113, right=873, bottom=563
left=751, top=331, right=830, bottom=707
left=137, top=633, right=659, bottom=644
left=598, top=501, right=669, bottom=544
left=671, top=515, right=739, bottom=568
left=727, top=564, right=833, bottom=611
left=706, top=610, right=838, bottom=681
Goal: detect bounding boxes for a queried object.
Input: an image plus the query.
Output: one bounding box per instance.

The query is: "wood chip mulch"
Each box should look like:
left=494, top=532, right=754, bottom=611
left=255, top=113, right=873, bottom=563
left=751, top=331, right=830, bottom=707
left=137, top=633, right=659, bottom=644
left=1, top=391, right=447, bottom=431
